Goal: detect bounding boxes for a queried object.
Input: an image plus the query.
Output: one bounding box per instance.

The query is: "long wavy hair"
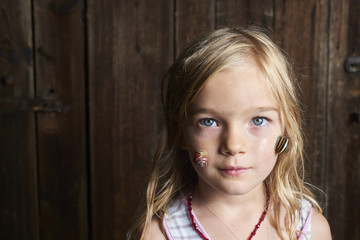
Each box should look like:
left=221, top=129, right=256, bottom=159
left=127, top=26, right=321, bottom=240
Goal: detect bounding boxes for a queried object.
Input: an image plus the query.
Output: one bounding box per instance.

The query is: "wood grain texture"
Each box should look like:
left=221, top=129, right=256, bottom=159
left=327, top=0, right=360, bottom=238
left=1, top=1, right=359, bottom=239
left=33, top=0, right=88, bottom=239
left=216, top=0, right=274, bottom=30
left=0, top=1, right=39, bottom=239
left=273, top=0, right=330, bottom=200
left=87, top=0, right=174, bottom=238
left=176, top=0, right=215, bottom=53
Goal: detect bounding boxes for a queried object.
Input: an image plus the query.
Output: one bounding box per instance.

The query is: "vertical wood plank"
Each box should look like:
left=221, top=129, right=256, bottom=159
left=176, top=0, right=215, bottom=53
left=216, top=0, right=274, bottom=29
left=33, top=0, right=88, bottom=239
left=327, top=0, right=360, bottom=238
left=87, top=0, right=174, bottom=239
left=273, top=0, right=329, bottom=200
left=0, top=1, right=39, bottom=239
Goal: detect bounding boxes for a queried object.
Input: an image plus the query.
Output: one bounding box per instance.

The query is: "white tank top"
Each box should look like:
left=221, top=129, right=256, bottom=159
left=163, top=194, right=312, bottom=240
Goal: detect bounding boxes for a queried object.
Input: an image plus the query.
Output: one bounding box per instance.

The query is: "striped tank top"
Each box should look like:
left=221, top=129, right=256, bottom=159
left=163, top=194, right=312, bottom=240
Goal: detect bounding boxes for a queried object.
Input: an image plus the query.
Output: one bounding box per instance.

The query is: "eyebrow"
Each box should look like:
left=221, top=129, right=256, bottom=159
left=253, top=107, right=278, bottom=113
left=189, top=106, right=279, bottom=116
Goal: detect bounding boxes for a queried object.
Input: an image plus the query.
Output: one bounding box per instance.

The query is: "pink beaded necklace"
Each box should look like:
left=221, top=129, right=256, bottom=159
left=186, top=192, right=270, bottom=240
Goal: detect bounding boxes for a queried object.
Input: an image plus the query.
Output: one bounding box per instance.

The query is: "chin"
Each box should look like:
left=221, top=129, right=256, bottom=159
left=216, top=181, right=265, bottom=196
left=215, top=184, right=253, bottom=196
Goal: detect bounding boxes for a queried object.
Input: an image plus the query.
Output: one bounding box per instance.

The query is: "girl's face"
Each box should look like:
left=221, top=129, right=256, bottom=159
left=182, top=61, right=282, bottom=196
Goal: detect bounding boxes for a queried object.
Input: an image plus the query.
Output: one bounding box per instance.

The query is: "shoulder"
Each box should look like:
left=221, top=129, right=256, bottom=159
left=143, top=217, right=167, bottom=240
left=311, top=209, right=332, bottom=240
left=144, top=196, right=185, bottom=240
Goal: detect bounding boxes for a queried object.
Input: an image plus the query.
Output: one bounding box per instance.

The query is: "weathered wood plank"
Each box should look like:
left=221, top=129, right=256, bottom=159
left=176, top=0, right=215, bottom=53
left=0, top=1, right=39, bottom=239
left=216, top=0, right=274, bottom=29
left=87, top=0, right=174, bottom=238
left=273, top=0, right=329, bottom=201
left=327, top=0, right=360, bottom=238
left=33, top=0, right=88, bottom=239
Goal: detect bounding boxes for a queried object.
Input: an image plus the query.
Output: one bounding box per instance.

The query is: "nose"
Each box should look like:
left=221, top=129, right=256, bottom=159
left=220, top=125, right=247, bottom=156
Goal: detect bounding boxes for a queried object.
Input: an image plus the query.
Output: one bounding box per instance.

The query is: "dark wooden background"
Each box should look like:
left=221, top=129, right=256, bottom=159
left=0, top=0, right=359, bottom=239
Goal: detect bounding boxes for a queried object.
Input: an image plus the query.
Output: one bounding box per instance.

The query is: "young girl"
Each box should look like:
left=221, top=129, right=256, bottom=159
left=127, top=27, right=331, bottom=240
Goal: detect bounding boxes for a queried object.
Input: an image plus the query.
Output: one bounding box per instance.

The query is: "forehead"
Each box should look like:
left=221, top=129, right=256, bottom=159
left=189, top=62, right=279, bottom=115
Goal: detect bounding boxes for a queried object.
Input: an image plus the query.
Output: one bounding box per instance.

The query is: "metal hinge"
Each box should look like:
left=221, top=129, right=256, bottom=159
left=0, top=98, right=63, bottom=112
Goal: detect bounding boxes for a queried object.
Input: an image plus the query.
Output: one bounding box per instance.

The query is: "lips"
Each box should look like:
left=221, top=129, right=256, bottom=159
left=218, top=166, right=250, bottom=176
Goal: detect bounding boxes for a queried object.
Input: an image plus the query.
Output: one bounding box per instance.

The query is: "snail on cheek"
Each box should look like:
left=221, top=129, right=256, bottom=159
left=193, top=149, right=208, bottom=168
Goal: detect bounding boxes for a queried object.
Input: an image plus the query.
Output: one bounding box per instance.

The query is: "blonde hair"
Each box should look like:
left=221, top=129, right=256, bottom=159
left=127, top=27, right=321, bottom=240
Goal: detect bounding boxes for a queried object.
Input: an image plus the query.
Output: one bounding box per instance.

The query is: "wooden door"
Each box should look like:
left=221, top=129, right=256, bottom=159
left=1, top=0, right=88, bottom=239
left=0, top=1, right=38, bottom=239
left=326, top=0, right=360, bottom=239
left=87, top=1, right=174, bottom=238
left=1, top=0, right=359, bottom=239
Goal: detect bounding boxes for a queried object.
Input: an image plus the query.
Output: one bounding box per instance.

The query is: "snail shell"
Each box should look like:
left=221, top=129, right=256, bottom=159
left=193, top=151, right=208, bottom=168
left=275, top=136, right=289, bottom=154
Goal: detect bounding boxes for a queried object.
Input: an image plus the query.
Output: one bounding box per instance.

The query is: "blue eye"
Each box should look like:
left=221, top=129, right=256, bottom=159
left=252, top=117, right=267, bottom=126
left=199, top=118, right=217, bottom=127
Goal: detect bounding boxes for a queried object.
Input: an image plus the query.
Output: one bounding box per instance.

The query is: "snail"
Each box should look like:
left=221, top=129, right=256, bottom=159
left=193, top=149, right=208, bottom=168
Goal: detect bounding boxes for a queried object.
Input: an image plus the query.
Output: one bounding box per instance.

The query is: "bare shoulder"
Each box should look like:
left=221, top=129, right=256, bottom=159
left=143, top=217, right=167, bottom=240
left=311, top=209, right=332, bottom=240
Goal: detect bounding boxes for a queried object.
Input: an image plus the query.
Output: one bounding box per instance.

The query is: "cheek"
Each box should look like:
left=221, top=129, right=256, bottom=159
left=259, top=138, right=268, bottom=152
left=183, top=130, right=210, bottom=160
left=257, top=138, right=278, bottom=176
left=184, top=126, right=219, bottom=148
left=257, top=137, right=277, bottom=157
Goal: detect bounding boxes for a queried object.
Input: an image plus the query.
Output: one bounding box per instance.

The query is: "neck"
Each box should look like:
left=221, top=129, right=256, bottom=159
left=188, top=185, right=270, bottom=240
left=193, top=182, right=268, bottom=215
